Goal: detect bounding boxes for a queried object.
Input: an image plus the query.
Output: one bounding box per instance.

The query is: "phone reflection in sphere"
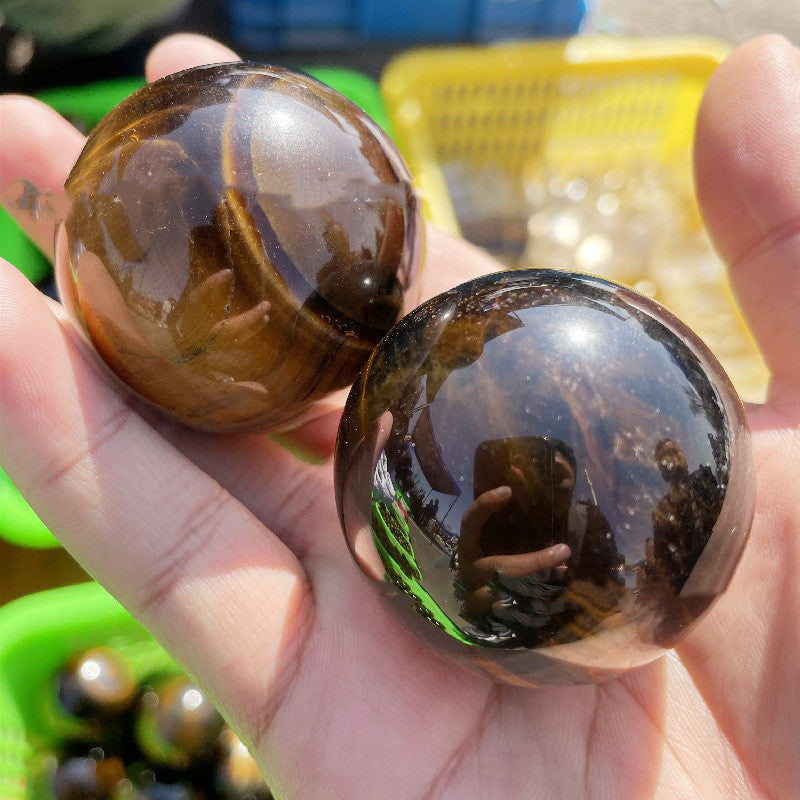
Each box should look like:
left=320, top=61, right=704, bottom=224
left=335, top=270, right=755, bottom=686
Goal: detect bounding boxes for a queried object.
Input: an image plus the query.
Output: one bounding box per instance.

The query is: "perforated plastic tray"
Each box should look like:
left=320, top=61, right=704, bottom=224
left=381, top=37, right=769, bottom=403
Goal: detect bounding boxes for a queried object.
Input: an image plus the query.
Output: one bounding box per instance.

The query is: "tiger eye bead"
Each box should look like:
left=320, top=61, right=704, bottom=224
left=135, top=676, right=224, bottom=770
left=214, top=727, right=273, bottom=800
left=57, top=63, right=422, bottom=431
left=335, top=270, right=755, bottom=686
left=56, top=646, right=138, bottom=721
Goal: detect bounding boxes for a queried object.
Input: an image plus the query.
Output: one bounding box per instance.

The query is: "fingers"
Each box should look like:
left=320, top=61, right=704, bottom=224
left=145, top=33, right=240, bottom=81
left=144, top=415, right=345, bottom=561
left=457, top=485, right=513, bottom=566
left=419, top=225, right=505, bottom=300
left=0, top=258, right=312, bottom=729
left=695, top=35, right=800, bottom=394
left=461, top=485, right=513, bottom=533
left=474, top=543, right=571, bottom=579
left=687, top=38, right=800, bottom=793
left=0, top=95, right=84, bottom=260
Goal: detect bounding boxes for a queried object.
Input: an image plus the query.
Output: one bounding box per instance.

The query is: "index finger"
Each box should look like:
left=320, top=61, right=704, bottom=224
left=695, top=35, right=800, bottom=396
left=144, top=33, right=240, bottom=81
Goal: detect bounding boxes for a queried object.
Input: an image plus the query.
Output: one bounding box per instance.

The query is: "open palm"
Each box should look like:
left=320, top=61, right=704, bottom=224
left=1, top=34, right=798, bottom=800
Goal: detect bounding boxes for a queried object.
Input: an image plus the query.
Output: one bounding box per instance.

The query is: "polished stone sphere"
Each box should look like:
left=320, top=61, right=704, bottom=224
left=335, top=270, right=755, bottom=686
left=57, top=63, right=422, bottom=431
left=57, top=646, right=138, bottom=720
left=135, top=675, right=224, bottom=770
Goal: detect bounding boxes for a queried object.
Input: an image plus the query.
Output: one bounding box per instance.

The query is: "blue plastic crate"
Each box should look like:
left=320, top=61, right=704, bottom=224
left=354, top=0, right=473, bottom=41
left=226, top=0, right=586, bottom=51
left=473, top=0, right=585, bottom=41
left=284, top=0, right=353, bottom=27
left=229, top=20, right=282, bottom=50
left=474, top=0, right=546, bottom=24
left=537, top=0, right=586, bottom=35
left=281, top=26, right=355, bottom=48
left=227, top=0, right=280, bottom=27
left=227, top=0, right=354, bottom=35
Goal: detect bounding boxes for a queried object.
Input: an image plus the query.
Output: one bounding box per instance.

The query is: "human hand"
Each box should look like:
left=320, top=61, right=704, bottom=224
left=457, top=486, right=571, bottom=588
left=1, top=33, right=798, bottom=800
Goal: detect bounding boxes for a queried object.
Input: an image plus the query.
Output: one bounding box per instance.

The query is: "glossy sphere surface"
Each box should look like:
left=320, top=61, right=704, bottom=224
left=335, top=270, right=755, bottom=685
left=215, top=727, right=274, bottom=800
left=59, top=63, right=421, bottom=431
left=136, top=676, right=224, bottom=769
left=57, top=646, right=138, bottom=720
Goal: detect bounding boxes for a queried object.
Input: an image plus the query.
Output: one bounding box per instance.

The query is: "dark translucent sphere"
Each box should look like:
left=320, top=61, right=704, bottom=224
left=335, top=270, right=755, bottom=686
left=57, top=62, right=421, bottom=431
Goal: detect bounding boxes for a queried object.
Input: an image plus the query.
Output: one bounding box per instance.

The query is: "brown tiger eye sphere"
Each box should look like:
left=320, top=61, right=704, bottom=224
left=57, top=62, right=422, bottom=431
left=214, top=727, right=273, bottom=800
left=135, top=675, right=225, bottom=770
left=57, top=646, right=138, bottom=720
left=335, top=270, right=755, bottom=686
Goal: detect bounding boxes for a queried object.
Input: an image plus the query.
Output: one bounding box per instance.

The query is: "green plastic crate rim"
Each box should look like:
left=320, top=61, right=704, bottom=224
left=0, top=582, right=178, bottom=800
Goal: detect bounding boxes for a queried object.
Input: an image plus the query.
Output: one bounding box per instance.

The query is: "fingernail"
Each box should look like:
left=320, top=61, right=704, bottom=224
left=548, top=543, right=571, bottom=560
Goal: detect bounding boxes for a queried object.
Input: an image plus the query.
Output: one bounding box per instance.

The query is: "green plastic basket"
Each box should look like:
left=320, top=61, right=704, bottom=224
left=0, top=468, right=59, bottom=549
left=0, top=582, right=178, bottom=799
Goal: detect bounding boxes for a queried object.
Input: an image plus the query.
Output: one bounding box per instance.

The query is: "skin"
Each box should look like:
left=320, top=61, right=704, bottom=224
left=1, top=32, right=799, bottom=800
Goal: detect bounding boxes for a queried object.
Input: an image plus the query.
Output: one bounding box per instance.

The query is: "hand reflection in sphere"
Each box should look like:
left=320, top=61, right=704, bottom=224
left=335, top=270, right=755, bottom=686
left=56, top=62, right=422, bottom=432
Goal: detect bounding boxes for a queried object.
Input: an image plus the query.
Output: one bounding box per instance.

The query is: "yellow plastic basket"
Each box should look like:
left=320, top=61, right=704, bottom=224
left=381, top=37, right=769, bottom=403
